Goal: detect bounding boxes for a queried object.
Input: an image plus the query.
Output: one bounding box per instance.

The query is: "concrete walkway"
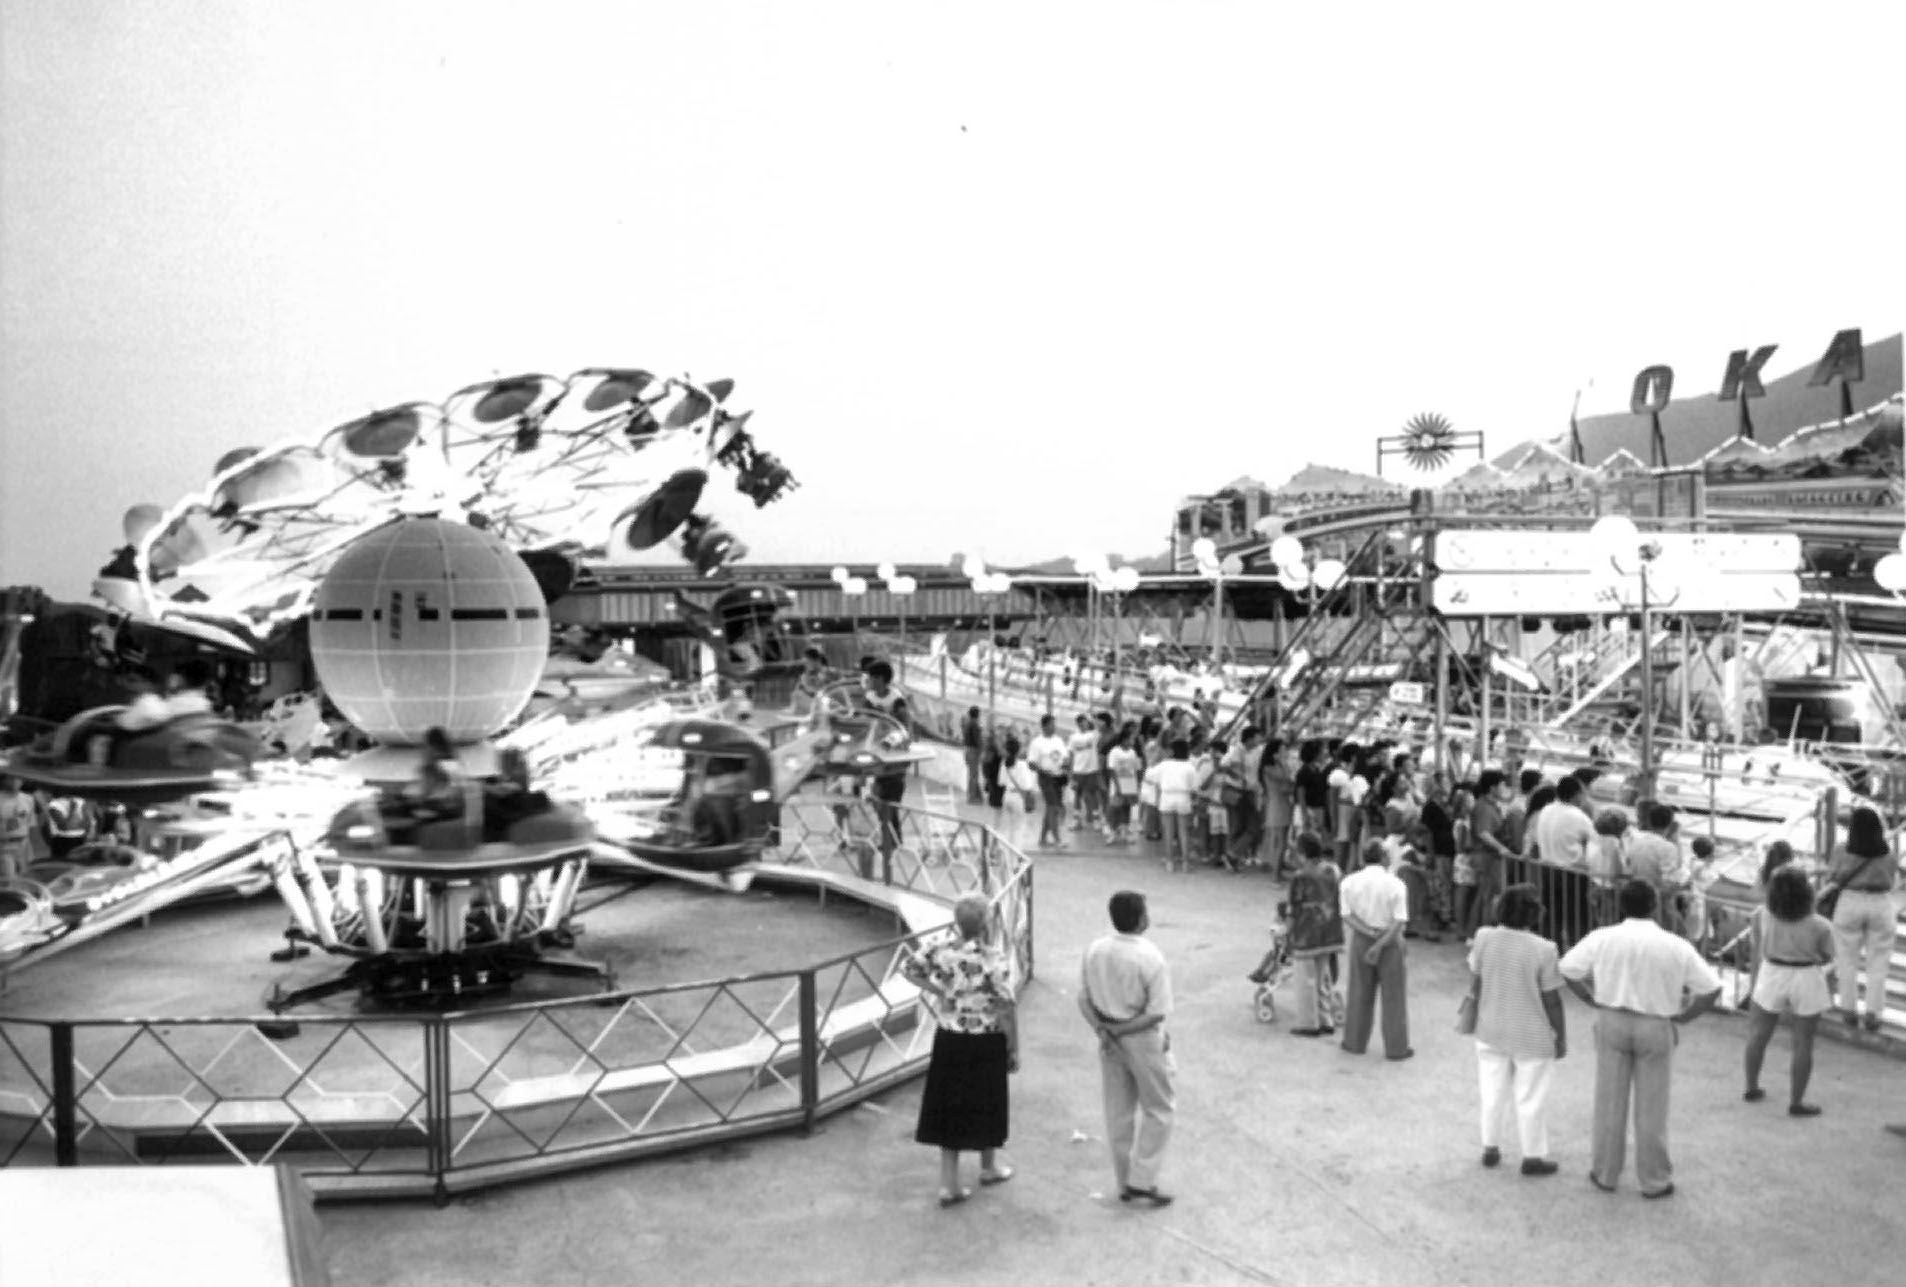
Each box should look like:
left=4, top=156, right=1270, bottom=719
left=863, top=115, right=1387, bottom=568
left=322, top=818, right=1906, bottom=1287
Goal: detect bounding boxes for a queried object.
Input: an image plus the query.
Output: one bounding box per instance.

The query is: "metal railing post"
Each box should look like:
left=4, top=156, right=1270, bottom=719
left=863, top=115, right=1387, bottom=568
left=51, top=1023, right=77, bottom=1167
left=1024, top=867, right=1036, bottom=984
left=798, top=971, right=820, bottom=1133
left=425, top=1017, right=453, bottom=1204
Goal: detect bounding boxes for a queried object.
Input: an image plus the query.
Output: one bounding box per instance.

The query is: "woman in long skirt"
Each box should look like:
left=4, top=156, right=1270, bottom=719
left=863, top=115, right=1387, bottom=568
left=903, top=893, right=1019, bottom=1205
left=1282, top=833, right=1344, bottom=1036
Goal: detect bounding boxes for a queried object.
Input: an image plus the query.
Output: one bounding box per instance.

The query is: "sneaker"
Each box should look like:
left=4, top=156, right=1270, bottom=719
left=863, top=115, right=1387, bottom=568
left=1520, top=1158, right=1559, bottom=1177
left=1481, top=1147, right=1501, bottom=1168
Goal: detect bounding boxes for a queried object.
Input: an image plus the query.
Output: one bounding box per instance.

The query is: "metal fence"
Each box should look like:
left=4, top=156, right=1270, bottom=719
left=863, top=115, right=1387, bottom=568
left=0, top=798, right=1032, bottom=1201
left=1497, top=853, right=1764, bottom=1009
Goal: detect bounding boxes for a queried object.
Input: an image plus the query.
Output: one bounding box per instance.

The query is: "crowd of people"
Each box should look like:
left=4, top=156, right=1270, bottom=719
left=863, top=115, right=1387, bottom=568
left=902, top=700, right=1903, bottom=1210
left=959, top=707, right=1764, bottom=955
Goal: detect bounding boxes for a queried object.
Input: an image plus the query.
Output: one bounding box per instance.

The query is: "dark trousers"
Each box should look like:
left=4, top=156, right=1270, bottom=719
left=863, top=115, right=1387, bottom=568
left=1229, top=796, right=1261, bottom=859
left=1038, top=773, right=1066, bottom=844
left=1341, top=927, right=1410, bottom=1057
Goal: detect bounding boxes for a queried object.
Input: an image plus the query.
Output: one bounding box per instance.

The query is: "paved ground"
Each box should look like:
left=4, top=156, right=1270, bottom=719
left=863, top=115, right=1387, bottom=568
left=321, top=811, right=1906, bottom=1287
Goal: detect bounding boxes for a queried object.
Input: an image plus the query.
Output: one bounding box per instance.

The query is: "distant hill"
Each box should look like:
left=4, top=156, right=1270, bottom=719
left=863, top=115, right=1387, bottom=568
left=1008, top=550, right=1176, bottom=576
left=1496, top=332, right=1902, bottom=469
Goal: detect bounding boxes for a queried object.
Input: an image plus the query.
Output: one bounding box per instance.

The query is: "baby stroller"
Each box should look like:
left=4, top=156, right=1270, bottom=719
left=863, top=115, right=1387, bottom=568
left=1251, top=908, right=1295, bottom=1024
left=1252, top=900, right=1346, bottom=1029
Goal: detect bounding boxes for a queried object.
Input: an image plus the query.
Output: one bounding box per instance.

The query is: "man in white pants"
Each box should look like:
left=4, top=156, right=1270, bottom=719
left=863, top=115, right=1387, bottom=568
left=1079, top=890, right=1176, bottom=1208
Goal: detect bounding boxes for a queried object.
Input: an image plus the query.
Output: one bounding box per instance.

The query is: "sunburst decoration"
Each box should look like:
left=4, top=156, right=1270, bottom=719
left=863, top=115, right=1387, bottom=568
left=1401, top=411, right=1457, bottom=471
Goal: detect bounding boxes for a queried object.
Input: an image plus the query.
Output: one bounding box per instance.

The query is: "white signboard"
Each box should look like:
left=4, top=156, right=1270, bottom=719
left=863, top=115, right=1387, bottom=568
left=1388, top=681, right=1427, bottom=706
left=1431, top=530, right=1802, bottom=617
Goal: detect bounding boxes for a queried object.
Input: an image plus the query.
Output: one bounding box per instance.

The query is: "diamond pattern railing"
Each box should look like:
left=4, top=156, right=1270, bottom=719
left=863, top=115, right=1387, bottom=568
left=0, top=800, right=1033, bottom=1200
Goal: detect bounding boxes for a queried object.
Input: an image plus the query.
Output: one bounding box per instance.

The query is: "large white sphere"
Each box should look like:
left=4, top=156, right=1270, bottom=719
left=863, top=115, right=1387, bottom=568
left=310, top=518, right=550, bottom=745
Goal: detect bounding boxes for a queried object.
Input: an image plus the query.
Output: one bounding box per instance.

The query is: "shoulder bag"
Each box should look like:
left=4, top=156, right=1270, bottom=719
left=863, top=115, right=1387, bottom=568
left=1817, top=850, right=1890, bottom=921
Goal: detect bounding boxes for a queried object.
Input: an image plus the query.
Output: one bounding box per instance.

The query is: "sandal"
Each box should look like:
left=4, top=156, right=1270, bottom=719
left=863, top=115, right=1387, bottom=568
left=979, top=1166, right=1015, bottom=1186
left=938, top=1186, right=974, bottom=1208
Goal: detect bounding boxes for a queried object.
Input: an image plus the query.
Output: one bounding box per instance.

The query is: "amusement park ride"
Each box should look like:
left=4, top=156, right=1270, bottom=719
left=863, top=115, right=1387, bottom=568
left=893, top=376, right=1906, bottom=890
left=0, top=366, right=928, bottom=1014
left=0, top=344, right=1901, bottom=1016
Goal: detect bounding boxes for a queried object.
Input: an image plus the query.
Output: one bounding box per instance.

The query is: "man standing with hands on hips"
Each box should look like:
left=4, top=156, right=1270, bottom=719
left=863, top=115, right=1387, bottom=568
left=1559, top=879, right=1721, bottom=1199
left=1339, top=839, right=1414, bottom=1060
left=1079, top=890, right=1176, bottom=1208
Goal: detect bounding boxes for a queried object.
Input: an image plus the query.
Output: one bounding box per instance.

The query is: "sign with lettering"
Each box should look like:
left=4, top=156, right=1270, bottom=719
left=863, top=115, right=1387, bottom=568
left=1632, top=329, right=1864, bottom=417
left=1431, top=530, right=1802, bottom=617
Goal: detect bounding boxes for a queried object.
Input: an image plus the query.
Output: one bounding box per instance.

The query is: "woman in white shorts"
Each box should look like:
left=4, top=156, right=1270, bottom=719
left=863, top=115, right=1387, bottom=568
left=1742, top=865, right=1835, bottom=1116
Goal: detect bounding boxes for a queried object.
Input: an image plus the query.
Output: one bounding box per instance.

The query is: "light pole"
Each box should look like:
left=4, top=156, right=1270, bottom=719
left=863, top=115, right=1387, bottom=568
left=1192, top=538, right=1245, bottom=670
left=1268, top=538, right=1345, bottom=732
left=878, top=563, right=917, bottom=660
left=838, top=573, right=868, bottom=652
left=1590, top=515, right=1676, bottom=801
left=968, top=569, right=1013, bottom=737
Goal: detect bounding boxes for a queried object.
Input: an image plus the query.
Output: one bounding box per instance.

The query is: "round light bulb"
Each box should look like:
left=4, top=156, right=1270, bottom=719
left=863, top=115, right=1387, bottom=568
left=1590, top=514, right=1640, bottom=555
left=1269, top=535, right=1304, bottom=571
left=1312, top=558, right=1347, bottom=591
left=877, top=561, right=897, bottom=582
left=1876, top=552, right=1906, bottom=593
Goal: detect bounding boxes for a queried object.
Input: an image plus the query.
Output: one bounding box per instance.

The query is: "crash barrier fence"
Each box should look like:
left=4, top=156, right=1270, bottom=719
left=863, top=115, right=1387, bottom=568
left=0, top=799, right=1032, bottom=1201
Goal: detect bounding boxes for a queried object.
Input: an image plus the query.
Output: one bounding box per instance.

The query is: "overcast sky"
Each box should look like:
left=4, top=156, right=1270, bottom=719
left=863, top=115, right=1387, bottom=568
left=3, top=1, right=1901, bottom=599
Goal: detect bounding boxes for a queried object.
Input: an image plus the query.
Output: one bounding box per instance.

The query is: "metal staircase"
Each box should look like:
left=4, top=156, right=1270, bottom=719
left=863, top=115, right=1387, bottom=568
left=1537, top=624, right=1677, bottom=728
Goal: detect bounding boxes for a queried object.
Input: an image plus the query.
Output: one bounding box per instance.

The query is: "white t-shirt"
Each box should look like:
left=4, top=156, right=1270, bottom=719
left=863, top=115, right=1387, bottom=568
left=1108, top=747, right=1142, bottom=797
left=1535, top=802, right=1596, bottom=869
left=1151, top=759, right=1198, bottom=815
left=1069, top=731, right=1102, bottom=775
left=1001, top=759, right=1036, bottom=811
left=1027, top=734, right=1070, bottom=777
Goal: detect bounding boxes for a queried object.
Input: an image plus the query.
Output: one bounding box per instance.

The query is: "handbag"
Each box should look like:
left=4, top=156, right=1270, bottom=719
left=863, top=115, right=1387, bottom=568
left=1817, top=850, right=1889, bottom=921
left=1455, top=989, right=1479, bottom=1036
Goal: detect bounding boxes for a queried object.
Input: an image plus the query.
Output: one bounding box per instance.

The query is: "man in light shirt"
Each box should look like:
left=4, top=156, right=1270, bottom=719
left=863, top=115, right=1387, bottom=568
left=1559, top=880, right=1721, bottom=1199
left=1027, top=716, right=1071, bottom=849
left=1078, top=890, right=1176, bottom=1208
left=1339, top=839, right=1413, bottom=1060
left=1068, top=714, right=1104, bottom=831
left=1622, top=803, right=1687, bottom=932
left=1227, top=726, right=1265, bottom=865
left=1535, top=776, right=1596, bottom=871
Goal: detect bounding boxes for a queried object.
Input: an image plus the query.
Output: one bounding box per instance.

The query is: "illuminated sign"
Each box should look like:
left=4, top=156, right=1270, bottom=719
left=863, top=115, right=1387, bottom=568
left=1431, top=530, right=1802, bottom=617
